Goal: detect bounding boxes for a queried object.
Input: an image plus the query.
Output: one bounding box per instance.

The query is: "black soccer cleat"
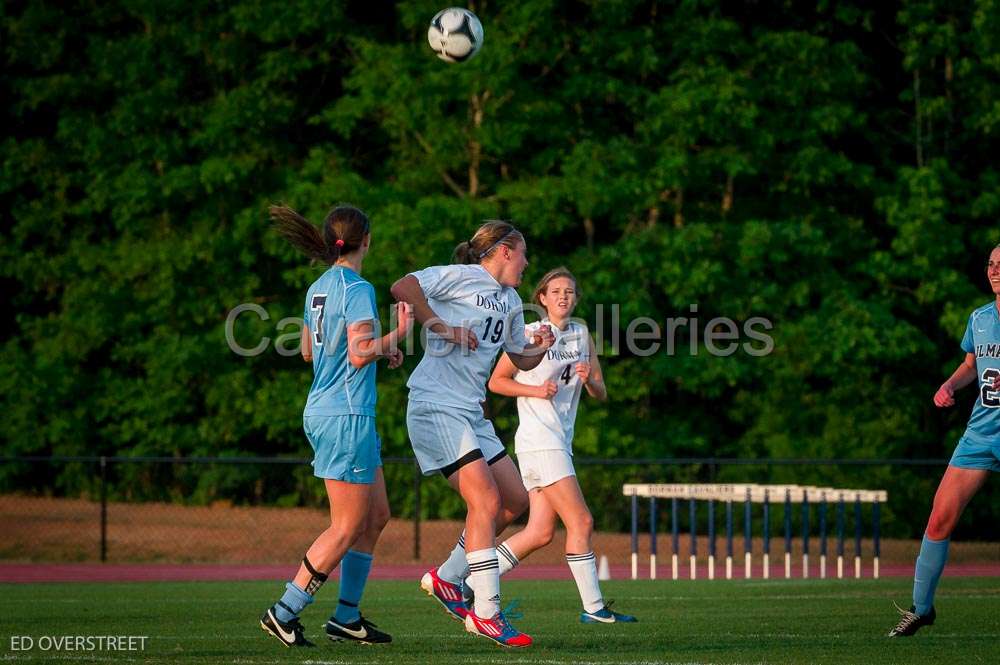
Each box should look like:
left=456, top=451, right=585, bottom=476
left=887, top=603, right=936, bottom=637
left=326, top=615, right=392, bottom=644
left=260, top=607, right=315, bottom=647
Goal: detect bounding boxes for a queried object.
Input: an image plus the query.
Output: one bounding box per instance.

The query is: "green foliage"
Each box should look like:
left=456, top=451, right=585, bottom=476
left=3, top=1, right=999, bottom=538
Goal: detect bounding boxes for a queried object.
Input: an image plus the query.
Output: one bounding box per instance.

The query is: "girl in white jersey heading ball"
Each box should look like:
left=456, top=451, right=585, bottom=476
left=487, top=267, right=637, bottom=624
left=390, top=221, right=555, bottom=648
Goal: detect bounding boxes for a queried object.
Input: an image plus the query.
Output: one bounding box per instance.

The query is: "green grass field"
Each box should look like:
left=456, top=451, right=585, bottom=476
left=1, top=578, right=998, bottom=664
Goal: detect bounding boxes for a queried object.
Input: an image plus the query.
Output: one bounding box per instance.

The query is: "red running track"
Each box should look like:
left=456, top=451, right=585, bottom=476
left=1, top=562, right=998, bottom=584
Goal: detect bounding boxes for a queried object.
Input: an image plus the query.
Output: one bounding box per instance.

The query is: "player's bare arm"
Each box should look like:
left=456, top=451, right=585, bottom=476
left=489, top=352, right=557, bottom=399
left=390, top=274, right=478, bottom=350
left=934, top=353, right=978, bottom=407
left=301, top=325, right=313, bottom=363
left=346, top=302, right=414, bottom=369
left=507, top=324, right=555, bottom=371
left=579, top=336, right=607, bottom=402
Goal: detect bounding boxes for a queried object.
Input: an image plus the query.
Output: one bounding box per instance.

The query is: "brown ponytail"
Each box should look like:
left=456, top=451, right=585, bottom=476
left=451, top=240, right=478, bottom=264
left=271, top=204, right=371, bottom=265
left=452, top=220, right=524, bottom=264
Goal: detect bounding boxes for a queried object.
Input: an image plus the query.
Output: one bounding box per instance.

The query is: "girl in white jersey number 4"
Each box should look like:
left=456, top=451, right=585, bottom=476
left=487, top=267, right=637, bottom=624
left=391, top=221, right=555, bottom=648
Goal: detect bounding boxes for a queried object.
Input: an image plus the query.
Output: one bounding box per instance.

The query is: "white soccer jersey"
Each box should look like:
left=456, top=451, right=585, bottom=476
left=514, top=320, right=590, bottom=454
left=406, top=264, right=530, bottom=410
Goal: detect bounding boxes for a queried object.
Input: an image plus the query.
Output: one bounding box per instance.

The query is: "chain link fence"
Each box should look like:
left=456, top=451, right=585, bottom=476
left=1, top=456, right=997, bottom=565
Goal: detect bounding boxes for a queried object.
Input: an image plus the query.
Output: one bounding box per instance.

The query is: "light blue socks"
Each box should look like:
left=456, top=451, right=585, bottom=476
left=912, top=534, right=949, bottom=615
left=274, top=581, right=313, bottom=622
left=335, top=549, right=374, bottom=624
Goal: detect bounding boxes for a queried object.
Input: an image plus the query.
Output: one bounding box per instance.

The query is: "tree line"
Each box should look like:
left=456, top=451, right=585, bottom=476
left=2, top=1, right=999, bottom=537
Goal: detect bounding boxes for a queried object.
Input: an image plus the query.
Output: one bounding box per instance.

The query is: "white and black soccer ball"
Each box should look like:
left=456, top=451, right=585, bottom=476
left=427, top=7, right=484, bottom=63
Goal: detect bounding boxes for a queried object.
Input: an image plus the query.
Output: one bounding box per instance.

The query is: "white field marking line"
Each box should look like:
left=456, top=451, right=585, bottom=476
left=150, top=633, right=475, bottom=641
left=312, top=660, right=737, bottom=665
left=0, top=598, right=87, bottom=602
left=623, top=591, right=1000, bottom=601
left=0, top=659, right=763, bottom=665
left=461, top=660, right=770, bottom=665
left=673, top=632, right=1000, bottom=640
left=706, top=633, right=824, bottom=639
left=623, top=594, right=889, bottom=601
left=617, top=585, right=1000, bottom=602
left=0, top=658, right=142, bottom=663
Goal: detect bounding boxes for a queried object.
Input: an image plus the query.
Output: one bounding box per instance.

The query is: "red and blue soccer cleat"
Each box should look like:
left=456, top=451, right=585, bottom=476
left=464, top=609, right=533, bottom=648
left=420, top=567, right=469, bottom=621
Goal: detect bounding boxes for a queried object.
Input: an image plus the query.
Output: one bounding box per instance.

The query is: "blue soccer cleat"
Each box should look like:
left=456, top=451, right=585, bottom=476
left=580, top=602, right=637, bottom=624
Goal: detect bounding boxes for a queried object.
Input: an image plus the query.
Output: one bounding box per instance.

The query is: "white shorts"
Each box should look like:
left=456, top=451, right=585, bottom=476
left=516, top=448, right=576, bottom=491
left=406, top=400, right=506, bottom=476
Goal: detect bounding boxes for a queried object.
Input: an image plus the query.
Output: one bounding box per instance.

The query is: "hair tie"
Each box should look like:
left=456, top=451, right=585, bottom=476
left=478, top=229, right=515, bottom=260
left=335, top=239, right=345, bottom=247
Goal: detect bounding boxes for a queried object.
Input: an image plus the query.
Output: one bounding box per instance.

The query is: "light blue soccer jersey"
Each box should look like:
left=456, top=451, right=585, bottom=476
left=302, top=266, right=379, bottom=417
left=960, top=301, right=1000, bottom=444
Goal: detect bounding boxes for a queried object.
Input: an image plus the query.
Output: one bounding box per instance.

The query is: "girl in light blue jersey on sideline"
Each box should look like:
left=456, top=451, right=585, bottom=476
left=260, top=204, right=412, bottom=648
left=888, top=243, right=1000, bottom=637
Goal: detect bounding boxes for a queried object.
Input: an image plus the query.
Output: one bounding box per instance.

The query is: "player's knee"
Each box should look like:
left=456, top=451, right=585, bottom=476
left=368, top=504, right=391, bottom=535
left=520, top=523, right=553, bottom=549
left=505, top=487, right=529, bottom=519
left=320, top=527, right=351, bottom=554
left=566, top=510, right=594, bottom=538
left=331, top=514, right=368, bottom=544
left=925, top=510, right=956, bottom=540
left=469, top=488, right=501, bottom=521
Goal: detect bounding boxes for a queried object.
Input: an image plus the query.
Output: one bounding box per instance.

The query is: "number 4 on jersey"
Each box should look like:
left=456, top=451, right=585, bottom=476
left=560, top=364, right=572, bottom=385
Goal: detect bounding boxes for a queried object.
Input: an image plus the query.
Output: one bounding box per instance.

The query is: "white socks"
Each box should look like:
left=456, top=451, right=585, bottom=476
left=497, top=542, right=520, bottom=575
left=466, top=547, right=500, bottom=618
left=566, top=551, right=604, bottom=613
left=440, top=534, right=520, bottom=582
left=455, top=539, right=601, bottom=616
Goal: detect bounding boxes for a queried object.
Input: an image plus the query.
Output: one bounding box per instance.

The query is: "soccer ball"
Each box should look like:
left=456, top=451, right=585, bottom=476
left=427, top=8, right=484, bottom=63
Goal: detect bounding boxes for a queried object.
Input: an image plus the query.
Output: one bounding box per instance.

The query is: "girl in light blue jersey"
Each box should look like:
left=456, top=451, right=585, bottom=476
left=889, top=244, right=1000, bottom=637
left=260, top=204, right=412, bottom=648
